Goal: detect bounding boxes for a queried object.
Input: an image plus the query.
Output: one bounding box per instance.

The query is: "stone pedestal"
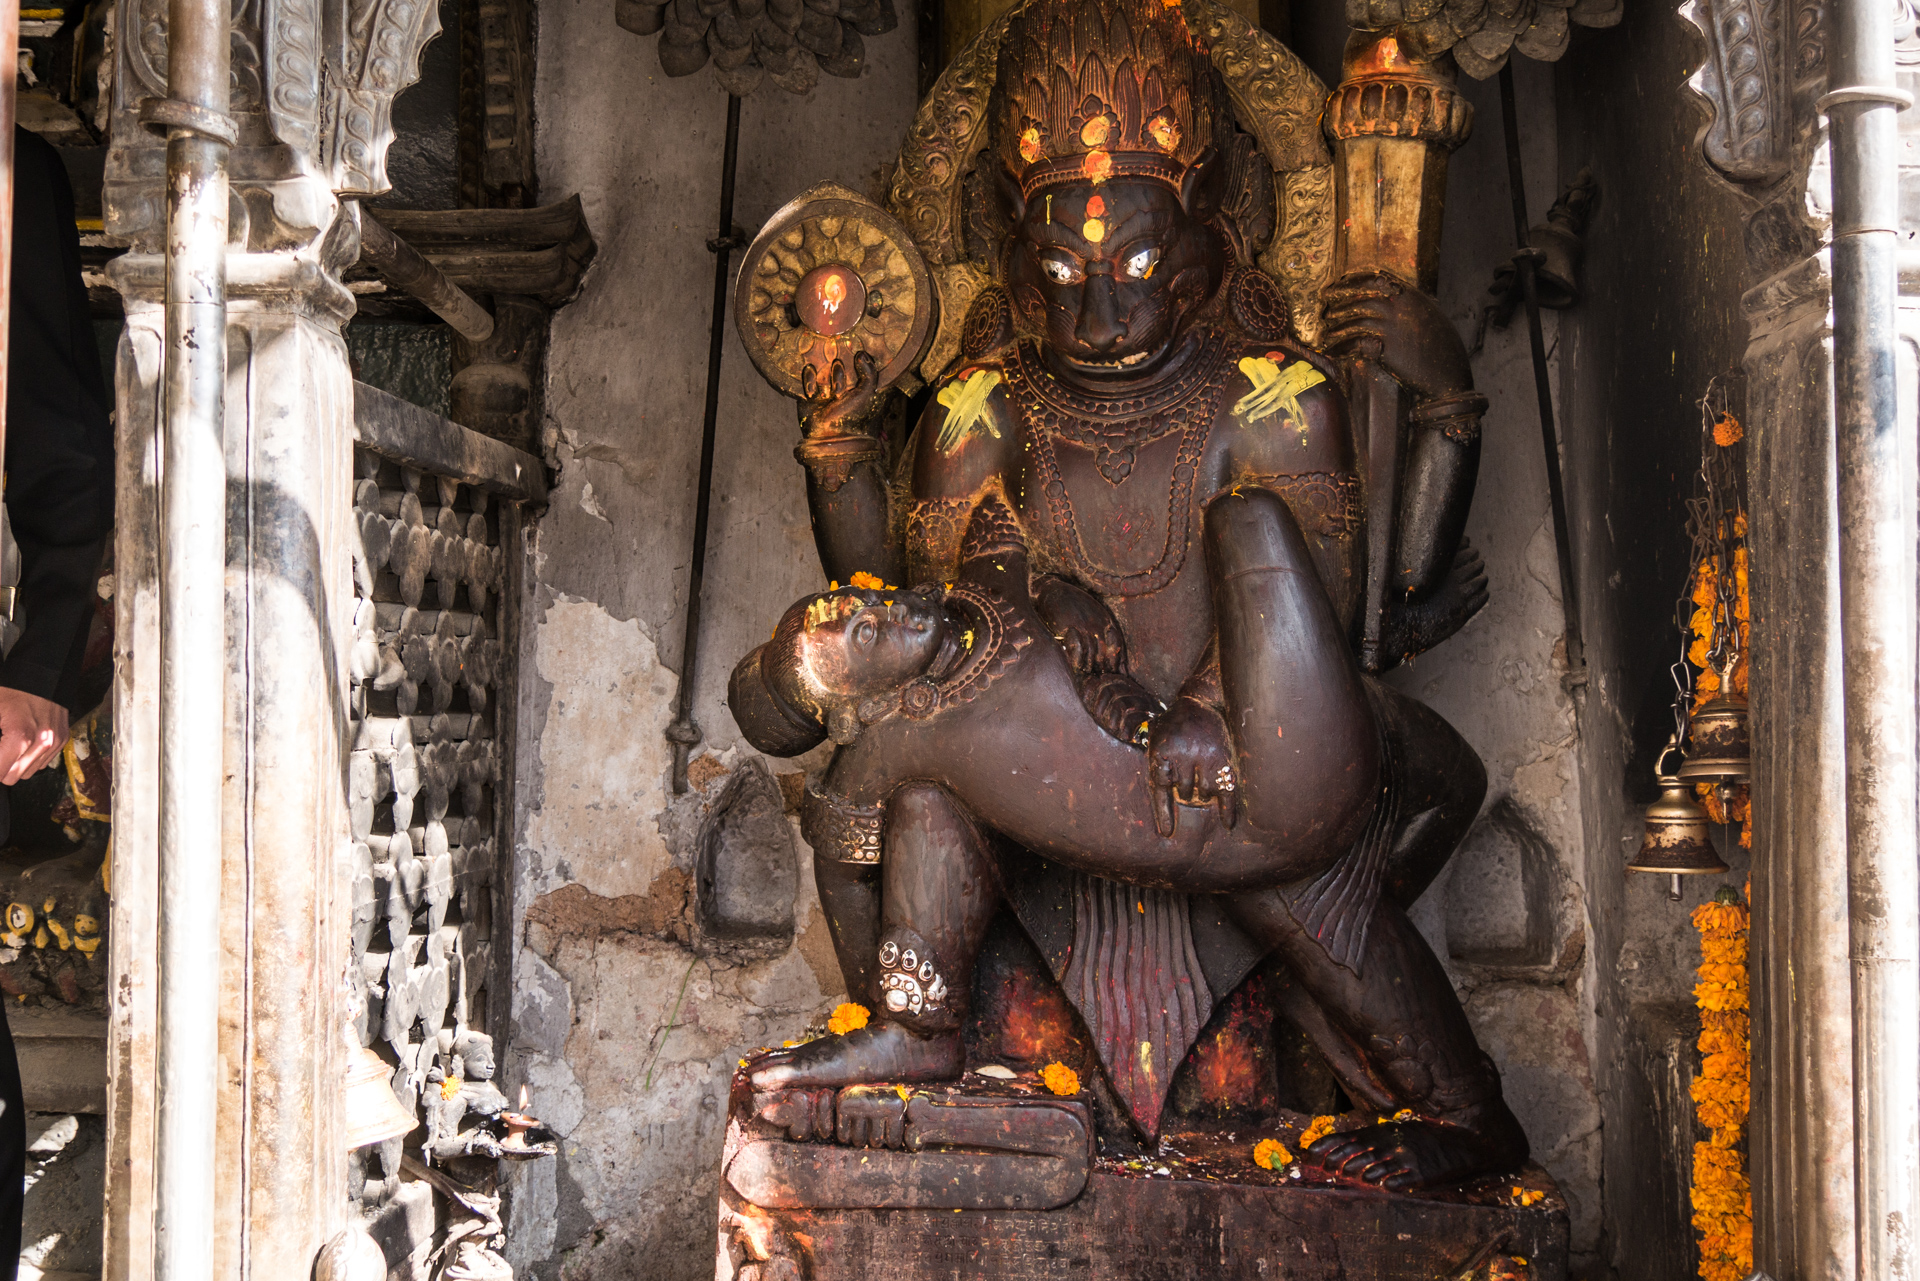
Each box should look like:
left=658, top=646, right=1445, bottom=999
left=716, top=1079, right=1568, bottom=1281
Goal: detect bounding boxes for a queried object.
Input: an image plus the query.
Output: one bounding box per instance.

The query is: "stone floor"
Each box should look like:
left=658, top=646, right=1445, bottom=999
left=20, top=1112, right=104, bottom=1279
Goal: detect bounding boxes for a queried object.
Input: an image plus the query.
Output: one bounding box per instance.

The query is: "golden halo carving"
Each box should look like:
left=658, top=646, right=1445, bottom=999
left=735, top=182, right=937, bottom=399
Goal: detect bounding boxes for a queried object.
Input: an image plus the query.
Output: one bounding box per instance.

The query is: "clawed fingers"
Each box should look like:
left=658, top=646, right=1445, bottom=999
left=1151, top=781, right=1177, bottom=837
left=1320, top=320, right=1386, bottom=352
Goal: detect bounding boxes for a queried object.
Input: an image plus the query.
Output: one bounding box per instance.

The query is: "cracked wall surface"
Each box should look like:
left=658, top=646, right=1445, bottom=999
left=507, top=2, right=922, bottom=1273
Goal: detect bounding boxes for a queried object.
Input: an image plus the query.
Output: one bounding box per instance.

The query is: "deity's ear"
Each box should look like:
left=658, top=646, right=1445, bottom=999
left=1178, top=148, right=1223, bottom=220
left=994, top=165, right=1028, bottom=227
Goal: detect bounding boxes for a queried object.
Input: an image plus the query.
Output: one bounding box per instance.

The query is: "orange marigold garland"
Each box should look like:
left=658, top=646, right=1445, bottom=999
left=1689, top=890, right=1752, bottom=1281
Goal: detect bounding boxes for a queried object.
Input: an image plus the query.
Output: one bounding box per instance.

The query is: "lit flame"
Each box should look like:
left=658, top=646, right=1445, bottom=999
left=518, top=1084, right=529, bottom=1110
left=818, top=272, right=847, bottom=314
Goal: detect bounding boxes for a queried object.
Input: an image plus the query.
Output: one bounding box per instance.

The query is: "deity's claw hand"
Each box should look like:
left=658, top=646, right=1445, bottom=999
left=1034, top=575, right=1129, bottom=674
left=1321, top=271, right=1472, bottom=403
left=1079, top=671, right=1163, bottom=748
left=1147, top=695, right=1238, bottom=836
left=1384, top=538, right=1491, bottom=661
left=800, top=350, right=882, bottom=439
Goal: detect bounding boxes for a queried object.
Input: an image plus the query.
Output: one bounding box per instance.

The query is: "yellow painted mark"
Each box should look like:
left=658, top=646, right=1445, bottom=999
left=936, top=369, right=1003, bottom=453
left=1232, top=357, right=1325, bottom=428
left=46, top=920, right=70, bottom=950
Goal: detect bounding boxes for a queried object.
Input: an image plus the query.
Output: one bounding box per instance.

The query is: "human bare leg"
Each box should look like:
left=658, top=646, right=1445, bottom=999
left=749, top=783, right=997, bottom=1088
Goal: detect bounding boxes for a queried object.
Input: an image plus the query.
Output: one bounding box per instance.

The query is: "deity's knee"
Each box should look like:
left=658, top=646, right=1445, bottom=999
left=1202, top=486, right=1312, bottom=581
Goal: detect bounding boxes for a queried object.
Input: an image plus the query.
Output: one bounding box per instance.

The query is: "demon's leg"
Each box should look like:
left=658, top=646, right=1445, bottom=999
left=750, top=784, right=996, bottom=1089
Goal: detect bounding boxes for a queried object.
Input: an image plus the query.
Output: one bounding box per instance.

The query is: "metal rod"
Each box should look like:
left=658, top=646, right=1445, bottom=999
left=1497, top=63, right=1584, bottom=678
left=358, top=207, right=495, bottom=343
left=666, top=92, right=743, bottom=794
left=153, top=0, right=231, bottom=1270
left=1824, top=0, right=1920, bottom=1269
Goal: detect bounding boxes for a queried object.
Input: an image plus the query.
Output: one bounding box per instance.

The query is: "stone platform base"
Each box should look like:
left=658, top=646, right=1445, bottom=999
left=717, top=1090, right=1568, bottom=1281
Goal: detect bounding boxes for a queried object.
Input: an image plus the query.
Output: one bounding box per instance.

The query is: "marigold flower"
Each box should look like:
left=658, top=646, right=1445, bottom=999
left=440, top=1076, right=462, bottom=1101
left=1298, top=1114, right=1338, bottom=1149
left=1252, top=1138, right=1291, bottom=1170
left=1041, top=1062, right=1079, bottom=1096
left=1712, top=414, right=1744, bottom=447
left=848, top=571, right=891, bottom=590
left=827, top=1002, right=869, bottom=1035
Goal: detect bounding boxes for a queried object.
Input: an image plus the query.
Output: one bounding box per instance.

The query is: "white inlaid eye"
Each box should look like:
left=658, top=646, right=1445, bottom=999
left=1041, top=256, right=1082, bottom=284
left=1124, top=246, right=1161, bottom=280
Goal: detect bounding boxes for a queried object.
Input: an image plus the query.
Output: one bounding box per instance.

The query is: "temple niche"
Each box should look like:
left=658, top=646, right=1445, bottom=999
left=506, top=0, right=1759, bottom=1273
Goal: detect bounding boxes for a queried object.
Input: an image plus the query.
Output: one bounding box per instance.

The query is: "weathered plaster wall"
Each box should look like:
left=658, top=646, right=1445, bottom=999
left=506, top=8, right=922, bottom=1275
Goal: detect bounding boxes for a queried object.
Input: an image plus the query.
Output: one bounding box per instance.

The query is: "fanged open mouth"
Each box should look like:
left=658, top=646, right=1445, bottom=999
left=1062, top=341, right=1167, bottom=373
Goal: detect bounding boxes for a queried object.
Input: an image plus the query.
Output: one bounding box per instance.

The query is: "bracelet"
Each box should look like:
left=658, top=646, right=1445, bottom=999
left=1408, top=390, right=1489, bottom=424
left=1409, top=391, right=1487, bottom=446
left=794, top=434, right=886, bottom=493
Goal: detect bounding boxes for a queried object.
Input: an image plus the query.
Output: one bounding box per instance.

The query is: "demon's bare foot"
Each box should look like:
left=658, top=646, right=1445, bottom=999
left=1384, top=540, right=1490, bottom=662
left=1305, top=1106, right=1527, bottom=1192
left=746, top=1021, right=964, bottom=1092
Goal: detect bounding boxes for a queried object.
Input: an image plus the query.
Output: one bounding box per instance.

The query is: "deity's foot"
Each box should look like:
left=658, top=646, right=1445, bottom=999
left=747, top=1021, right=964, bottom=1092
left=1303, top=1104, right=1528, bottom=1192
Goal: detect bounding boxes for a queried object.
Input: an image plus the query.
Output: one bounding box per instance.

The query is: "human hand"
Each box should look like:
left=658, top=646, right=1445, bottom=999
left=1321, top=272, right=1472, bottom=401
left=1034, top=576, right=1127, bottom=675
left=0, top=687, right=68, bottom=785
left=800, top=351, right=882, bottom=440
left=1146, top=695, right=1237, bottom=836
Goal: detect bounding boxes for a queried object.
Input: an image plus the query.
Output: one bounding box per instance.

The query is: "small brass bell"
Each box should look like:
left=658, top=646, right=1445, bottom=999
left=343, top=1043, right=418, bottom=1150
left=1629, top=738, right=1729, bottom=880
left=1676, top=689, right=1751, bottom=786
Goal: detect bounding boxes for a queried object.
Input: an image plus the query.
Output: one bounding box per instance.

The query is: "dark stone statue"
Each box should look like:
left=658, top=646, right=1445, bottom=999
left=728, top=0, right=1525, bottom=1194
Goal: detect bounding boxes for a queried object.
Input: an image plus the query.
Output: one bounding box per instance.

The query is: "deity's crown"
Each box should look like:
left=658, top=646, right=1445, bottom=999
left=991, top=0, right=1220, bottom=200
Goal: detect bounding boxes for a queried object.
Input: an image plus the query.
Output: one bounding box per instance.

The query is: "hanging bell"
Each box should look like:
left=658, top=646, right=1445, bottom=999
left=343, top=1043, right=419, bottom=1150
left=1629, top=738, right=1729, bottom=877
left=1676, top=689, right=1751, bottom=786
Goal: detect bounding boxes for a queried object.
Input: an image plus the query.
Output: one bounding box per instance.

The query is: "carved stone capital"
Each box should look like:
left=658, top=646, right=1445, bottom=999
left=104, top=0, right=445, bottom=254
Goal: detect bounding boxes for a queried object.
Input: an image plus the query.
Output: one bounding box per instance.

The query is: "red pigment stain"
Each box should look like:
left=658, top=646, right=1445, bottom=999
left=997, top=965, right=1081, bottom=1064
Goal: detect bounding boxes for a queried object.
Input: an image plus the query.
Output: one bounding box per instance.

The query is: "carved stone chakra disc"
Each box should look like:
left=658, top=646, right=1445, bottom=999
left=735, top=182, right=936, bottom=399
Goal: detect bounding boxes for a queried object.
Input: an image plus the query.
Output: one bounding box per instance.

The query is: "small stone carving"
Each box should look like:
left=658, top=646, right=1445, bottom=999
left=614, top=0, right=898, bottom=96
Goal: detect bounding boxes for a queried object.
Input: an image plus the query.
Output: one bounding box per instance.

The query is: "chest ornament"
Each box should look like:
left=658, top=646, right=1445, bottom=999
left=1002, top=340, right=1232, bottom=598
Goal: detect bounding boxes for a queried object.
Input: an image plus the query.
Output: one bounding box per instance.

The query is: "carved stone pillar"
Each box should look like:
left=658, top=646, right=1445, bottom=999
left=1679, top=0, right=1920, bottom=1274
left=101, top=0, right=442, bottom=1275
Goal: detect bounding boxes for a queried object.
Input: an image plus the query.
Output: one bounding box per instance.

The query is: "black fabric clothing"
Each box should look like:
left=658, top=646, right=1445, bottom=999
left=0, top=126, right=113, bottom=708
left=0, top=129, right=114, bottom=1281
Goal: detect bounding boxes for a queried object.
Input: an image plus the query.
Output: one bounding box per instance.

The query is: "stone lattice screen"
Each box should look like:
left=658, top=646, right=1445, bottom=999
left=343, top=382, right=540, bottom=1248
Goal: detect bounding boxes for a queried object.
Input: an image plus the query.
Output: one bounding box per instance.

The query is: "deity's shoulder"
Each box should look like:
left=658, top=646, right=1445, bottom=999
left=910, top=356, right=1020, bottom=500
left=1214, top=328, right=1353, bottom=477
